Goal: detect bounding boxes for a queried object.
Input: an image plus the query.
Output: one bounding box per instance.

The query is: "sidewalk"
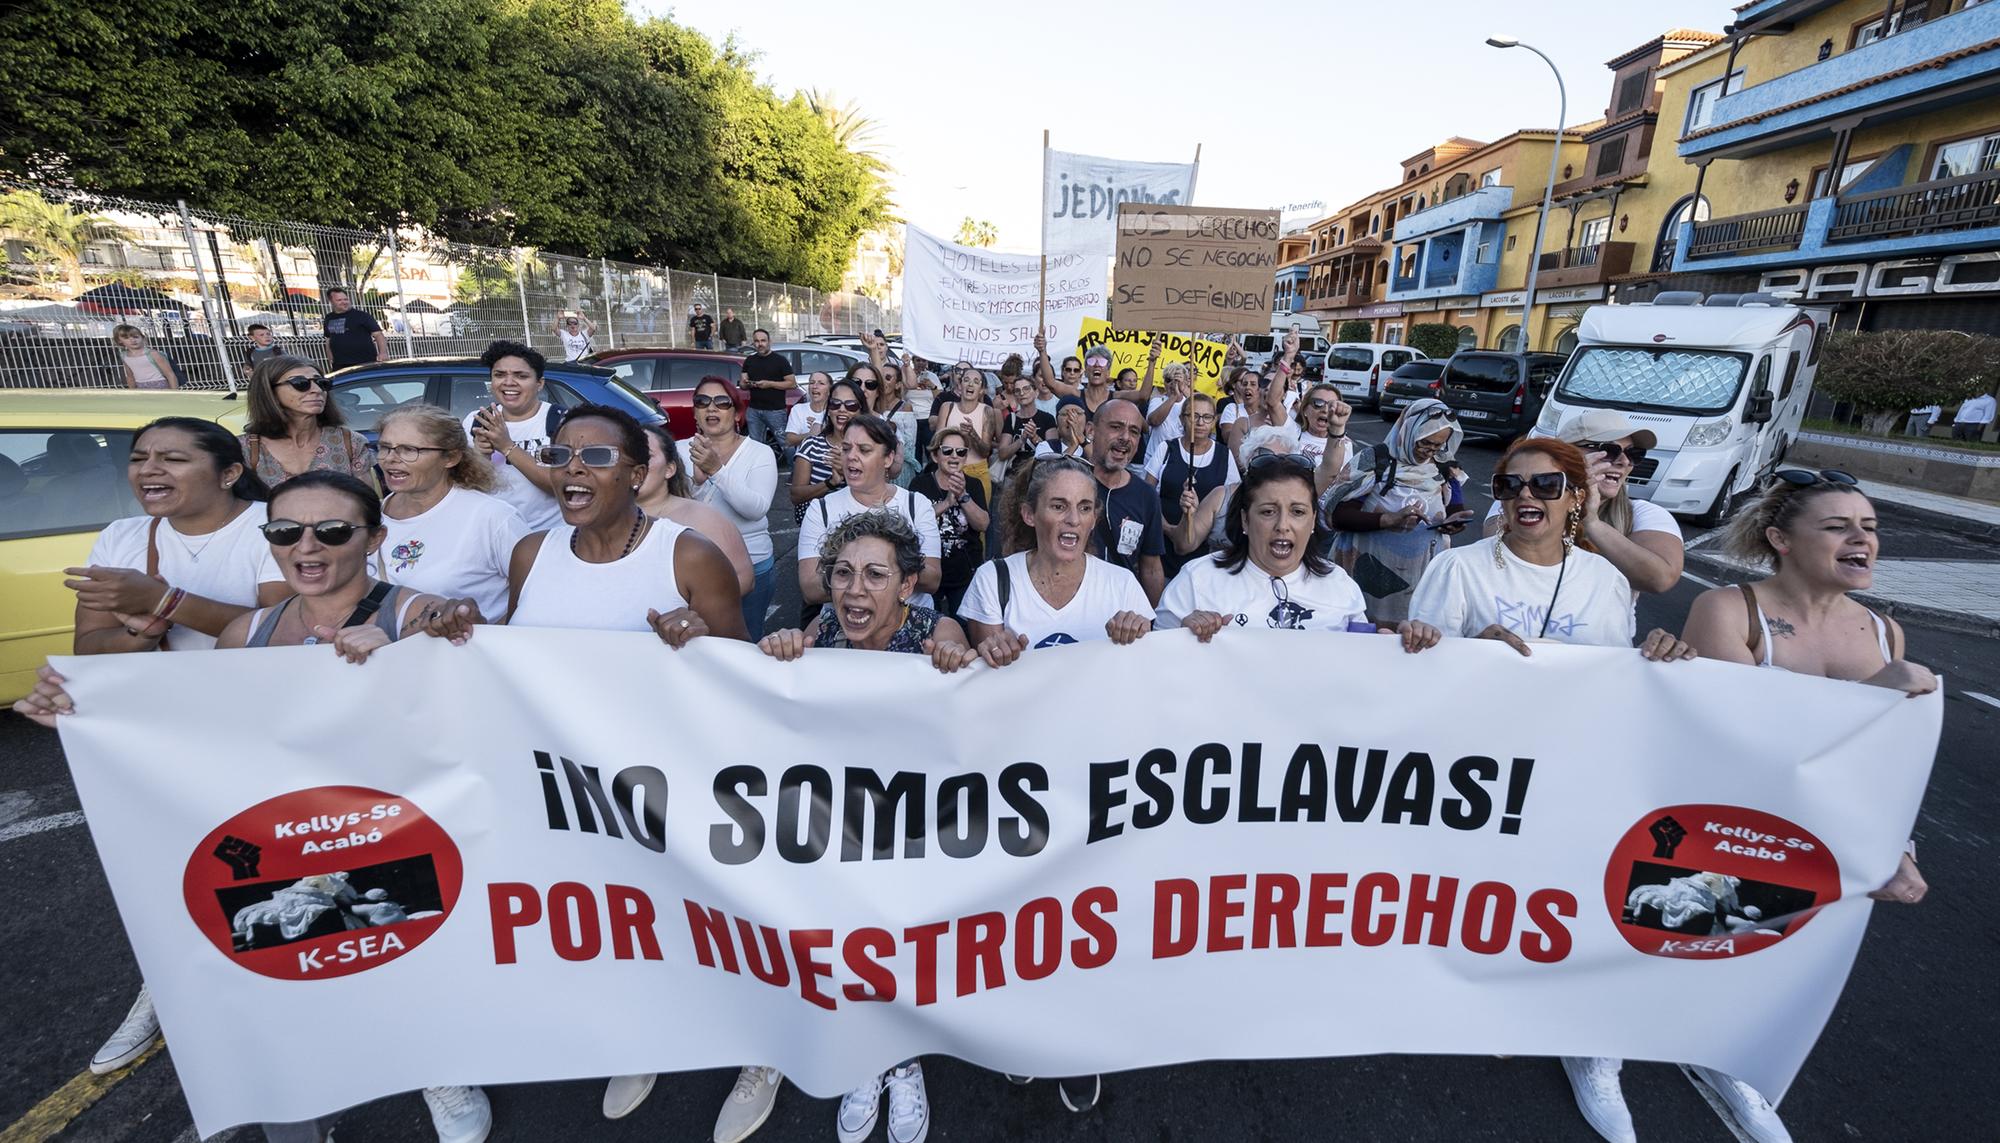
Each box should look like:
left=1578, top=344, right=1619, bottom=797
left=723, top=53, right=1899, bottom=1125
left=1683, top=477, right=2000, bottom=632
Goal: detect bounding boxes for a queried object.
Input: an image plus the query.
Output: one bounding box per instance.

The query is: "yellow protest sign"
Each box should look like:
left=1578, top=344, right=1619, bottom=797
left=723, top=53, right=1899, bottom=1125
left=1073, top=317, right=1231, bottom=398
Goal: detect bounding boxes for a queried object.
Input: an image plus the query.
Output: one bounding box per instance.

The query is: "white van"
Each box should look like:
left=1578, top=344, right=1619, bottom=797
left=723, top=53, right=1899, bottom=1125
left=1322, top=343, right=1426, bottom=409
left=1532, top=293, right=1829, bottom=525
left=1242, top=316, right=1326, bottom=371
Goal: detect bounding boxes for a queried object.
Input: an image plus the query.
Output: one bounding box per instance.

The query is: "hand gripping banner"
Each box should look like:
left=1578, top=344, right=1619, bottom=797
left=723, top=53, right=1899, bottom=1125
left=51, top=627, right=1937, bottom=1135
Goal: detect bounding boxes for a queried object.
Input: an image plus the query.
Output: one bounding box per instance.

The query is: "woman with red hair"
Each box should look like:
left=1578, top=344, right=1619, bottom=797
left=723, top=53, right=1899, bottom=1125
left=1408, top=438, right=1692, bottom=660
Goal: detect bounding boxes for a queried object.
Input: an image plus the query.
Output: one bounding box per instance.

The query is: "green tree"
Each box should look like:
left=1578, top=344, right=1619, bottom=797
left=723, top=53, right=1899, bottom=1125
left=954, top=218, right=998, bottom=248
left=0, top=190, right=133, bottom=294
left=1336, top=319, right=1372, bottom=342
left=1816, top=329, right=2000, bottom=434
left=1407, top=323, right=1461, bottom=361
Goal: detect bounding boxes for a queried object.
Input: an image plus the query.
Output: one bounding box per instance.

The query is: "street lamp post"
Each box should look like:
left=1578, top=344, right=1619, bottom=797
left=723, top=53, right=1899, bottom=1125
left=1487, top=35, right=1566, bottom=353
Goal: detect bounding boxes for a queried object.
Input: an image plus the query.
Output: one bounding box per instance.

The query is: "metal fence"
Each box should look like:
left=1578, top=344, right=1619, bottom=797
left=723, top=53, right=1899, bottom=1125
left=0, top=181, right=899, bottom=392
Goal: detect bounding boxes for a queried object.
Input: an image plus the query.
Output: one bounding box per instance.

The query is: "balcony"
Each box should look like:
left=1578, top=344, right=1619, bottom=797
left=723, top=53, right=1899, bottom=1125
left=1306, top=283, right=1375, bottom=311
left=1686, top=205, right=1808, bottom=259
left=1391, top=186, right=1513, bottom=242
left=1828, top=169, right=2000, bottom=243
left=1534, top=241, right=1636, bottom=287
left=1682, top=2, right=2000, bottom=159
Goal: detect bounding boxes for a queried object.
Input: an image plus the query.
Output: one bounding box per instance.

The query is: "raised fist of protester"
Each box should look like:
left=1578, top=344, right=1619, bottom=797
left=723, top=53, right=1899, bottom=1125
left=1477, top=623, right=1532, bottom=657
left=1105, top=610, right=1151, bottom=645
left=1181, top=610, right=1230, bottom=643
left=1328, top=396, right=1353, bottom=436
left=976, top=629, right=1030, bottom=668
left=63, top=565, right=167, bottom=615
left=1865, top=660, right=1939, bottom=697
left=1389, top=619, right=1441, bottom=653
left=757, top=628, right=807, bottom=662
left=1032, top=333, right=1047, bottom=355
left=11, top=664, right=75, bottom=728
left=1868, top=852, right=1928, bottom=904
left=648, top=606, right=708, bottom=650
left=1148, top=335, right=1164, bottom=362
left=1180, top=482, right=1199, bottom=519
left=923, top=637, right=980, bottom=674
left=1638, top=628, right=1698, bottom=662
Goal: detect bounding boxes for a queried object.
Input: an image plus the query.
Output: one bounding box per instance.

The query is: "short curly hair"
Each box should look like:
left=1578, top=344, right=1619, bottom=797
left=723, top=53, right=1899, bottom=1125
left=817, top=508, right=925, bottom=594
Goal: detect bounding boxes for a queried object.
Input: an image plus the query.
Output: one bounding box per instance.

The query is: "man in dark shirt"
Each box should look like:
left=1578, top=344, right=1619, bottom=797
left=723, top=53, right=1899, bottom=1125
left=688, top=304, right=715, bottom=349
left=322, top=288, right=386, bottom=368
left=720, top=307, right=748, bottom=351
left=739, top=328, right=796, bottom=461
left=240, top=323, right=285, bottom=380
left=1087, top=398, right=1165, bottom=605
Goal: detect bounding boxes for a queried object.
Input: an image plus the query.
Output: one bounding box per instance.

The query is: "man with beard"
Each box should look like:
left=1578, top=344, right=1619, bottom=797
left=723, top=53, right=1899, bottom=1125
left=1086, top=399, right=1165, bottom=605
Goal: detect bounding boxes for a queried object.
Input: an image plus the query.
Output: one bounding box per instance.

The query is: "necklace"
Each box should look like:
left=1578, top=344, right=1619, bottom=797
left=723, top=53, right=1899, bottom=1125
left=572, top=506, right=646, bottom=561
left=166, top=512, right=232, bottom=563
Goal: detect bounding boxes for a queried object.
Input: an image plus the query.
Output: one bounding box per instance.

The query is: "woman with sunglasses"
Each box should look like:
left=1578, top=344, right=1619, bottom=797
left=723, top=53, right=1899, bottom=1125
left=636, top=422, right=755, bottom=599
left=1327, top=399, right=1467, bottom=624
left=1156, top=450, right=1440, bottom=646
left=1287, top=382, right=1353, bottom=470
left=1146, top=391, right=1238, bottom=580
left=374, top=405, right=528, bottom=624
left=1408, top=438, right=1693, bottom=661
left=790, top=377, right=867, bottom=520
left=909, top=427, right=989, bottom=616
left=239, top=355, right=375, bottom=487
left=932, top=362, right=999, bottom=502
left=683, top=377, right=779, bottom=638
left=784, top=371, right=833, bottom=450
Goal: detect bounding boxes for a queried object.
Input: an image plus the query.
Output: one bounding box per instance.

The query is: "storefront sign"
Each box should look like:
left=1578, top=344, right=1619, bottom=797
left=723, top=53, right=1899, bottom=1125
left=1758, top=253, right=2000, bottom=302
left=1482, top=291, right=1527, bottom=308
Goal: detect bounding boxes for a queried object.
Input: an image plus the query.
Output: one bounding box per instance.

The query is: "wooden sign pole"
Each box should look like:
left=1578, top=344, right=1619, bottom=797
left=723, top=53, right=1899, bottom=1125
left=1039, top=129, right=1050, bottom=341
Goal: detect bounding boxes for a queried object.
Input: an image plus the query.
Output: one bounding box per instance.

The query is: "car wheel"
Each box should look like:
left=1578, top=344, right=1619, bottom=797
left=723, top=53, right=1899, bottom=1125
left=1695, top=468, right=1739, bottom=527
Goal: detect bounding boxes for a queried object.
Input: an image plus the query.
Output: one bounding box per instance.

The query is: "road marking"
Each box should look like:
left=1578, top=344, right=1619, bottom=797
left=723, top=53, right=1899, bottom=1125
left=1964, top=691, right=2000, bottom=711
left=0, top=1040, right=162, bottom=1143
left=171, top=1126, right=246, bottom=1143
left=0, top=810, right=83, bottom=845
left=1683, top=572, right=1722, bottom=590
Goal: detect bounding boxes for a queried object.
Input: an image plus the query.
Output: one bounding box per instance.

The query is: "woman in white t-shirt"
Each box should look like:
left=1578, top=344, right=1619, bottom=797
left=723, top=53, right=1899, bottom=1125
left=1409, top=438, right=1694, bottom=660
left=463, top=341, right=563, bottom=530
left=797, top=415, right=942, bottom=610
left=784, top=371, right=832, bottom=449
left=375, top=406, right=528, bottom=623
left=682, top=377, right=779, bottom=638
left=1157, top=452, right=1440, bottom=650
left=960, top=456, right=1153, bottom=655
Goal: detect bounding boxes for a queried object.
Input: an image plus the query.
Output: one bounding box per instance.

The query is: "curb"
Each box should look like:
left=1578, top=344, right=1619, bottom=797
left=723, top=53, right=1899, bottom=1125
left=1683, top=547, right=2000, bottom=637
left=1869, top=496, right=2000, bottom=543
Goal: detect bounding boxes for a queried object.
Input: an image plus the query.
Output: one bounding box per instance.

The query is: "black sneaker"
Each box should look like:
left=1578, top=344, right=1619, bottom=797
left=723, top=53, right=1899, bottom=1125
left=1057, top=1075, right=1100, bottom=1113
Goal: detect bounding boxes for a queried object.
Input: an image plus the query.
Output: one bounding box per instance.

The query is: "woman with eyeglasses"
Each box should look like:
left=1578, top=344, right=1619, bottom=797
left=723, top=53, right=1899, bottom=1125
left=239, top=355, right=375, bottom=487
left=932, top=362, right=999, bottom=502
left=372, top=405, right=529, bottom=624
left=1146, top=391, right=1238, bottom=580
left=683, top=377, right=779, bottom=638
left=784, top=371, right=833, bottom=450
left=797, top=415, right=942, bottom=612
left=1327, top=399, right=1468, bottom=624
left=636, top=422, right=755, bottom=599
left=1157, top=450, right=1440, bottom=648
left=22, top=468, right=493, bottom=1143
left=909, top=427, right=989, bottom=616
left=1407, top=438, right=1694, bottom=661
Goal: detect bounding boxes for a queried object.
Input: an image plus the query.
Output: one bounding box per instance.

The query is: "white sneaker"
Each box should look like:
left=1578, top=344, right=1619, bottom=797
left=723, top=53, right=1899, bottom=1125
left=603, top=1074, right=656, bottom=1120
left=1683, top=1064, right=1793, bottom=1143
left=837, top=1071, right=885, bottom=1143
left=884, top=1062, right=930, bottom=1143
left=90, top=985, right=160, bottom=1075
left=715, top=1066, right=782, bottom=1143
left=1561, top=1056, right=1637, bottom=1143
left=422, top=1085, right=491, bottom=1143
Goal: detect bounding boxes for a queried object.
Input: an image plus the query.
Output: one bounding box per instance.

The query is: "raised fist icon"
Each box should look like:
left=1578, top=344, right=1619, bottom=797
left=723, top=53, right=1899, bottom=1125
left=1649, top=815, right=1688, bottom=860
left=214, top=835, right=263, bottom=880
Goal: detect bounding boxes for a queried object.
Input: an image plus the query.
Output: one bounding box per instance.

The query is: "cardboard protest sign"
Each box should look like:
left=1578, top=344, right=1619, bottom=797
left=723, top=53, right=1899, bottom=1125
left=1113, top=205, right=1280, bottom=335
left=1073, top=317, right=1230, bottom=398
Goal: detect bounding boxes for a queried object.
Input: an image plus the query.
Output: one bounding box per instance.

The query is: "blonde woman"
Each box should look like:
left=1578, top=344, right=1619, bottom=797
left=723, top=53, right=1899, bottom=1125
left=113, top=325, right=180, bottom=390
left=373, top=405, right=528, bottom=623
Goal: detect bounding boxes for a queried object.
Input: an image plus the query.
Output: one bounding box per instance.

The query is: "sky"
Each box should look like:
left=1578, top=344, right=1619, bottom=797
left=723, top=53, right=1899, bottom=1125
left=641, top=0, right=1738, bottom=252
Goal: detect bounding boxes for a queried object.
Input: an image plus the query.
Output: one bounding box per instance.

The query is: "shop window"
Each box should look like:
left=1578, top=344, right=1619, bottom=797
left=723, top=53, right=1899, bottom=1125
left=1496, top=324, right=1523, bottom=353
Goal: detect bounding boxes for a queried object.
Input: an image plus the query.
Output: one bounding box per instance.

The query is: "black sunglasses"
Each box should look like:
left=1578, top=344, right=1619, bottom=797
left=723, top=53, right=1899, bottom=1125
left=536, top=445, right=622, bottom=468
left=1491, top=472, right=1570, bottom=500
left=1772, top=468, right=1858, bottom=488
left=261, top=519, right=360, bottom=546
left=1579, top=440, right=1648, bottom=464
left=277, top=374, right=331, bottom=393
left=863, top=380, right=880, bottom=390
left=691, top=394, right=731, bottom=409
left=936, top=446, right=969, bottom=459
left=1249, top=451, right=1313, bottom=472
left=827, top=398, right=862, bottom=412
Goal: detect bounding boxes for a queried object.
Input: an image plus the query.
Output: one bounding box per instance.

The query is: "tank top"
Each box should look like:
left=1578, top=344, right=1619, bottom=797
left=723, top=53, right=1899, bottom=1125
left=1741, top=584, right=1890, bottom=671
left=244, top=584, right=417, bottom=647
left=124, top=350, right=169, bottom=389
left=511, top=518, right=688, bottom=632
left=940, top=401, right=990, bottom=448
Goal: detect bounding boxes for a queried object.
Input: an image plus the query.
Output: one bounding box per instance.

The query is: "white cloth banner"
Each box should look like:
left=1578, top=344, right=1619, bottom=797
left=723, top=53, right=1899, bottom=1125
left=53, top=628, right=1936, bottom=1135
left=1043, top=146, right=1200, bottom=259
left=899, top=224, right=1106, bottom=369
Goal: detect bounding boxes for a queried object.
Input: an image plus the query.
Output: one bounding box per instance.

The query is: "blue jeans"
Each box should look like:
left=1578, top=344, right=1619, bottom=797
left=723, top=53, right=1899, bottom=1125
left=747, top=407, right=790, bottom=465
left=742, top=557, right=776, bottom=640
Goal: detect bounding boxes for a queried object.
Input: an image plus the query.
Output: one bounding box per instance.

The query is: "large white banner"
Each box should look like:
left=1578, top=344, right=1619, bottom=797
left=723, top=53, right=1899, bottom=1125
left=899, top=224, right=1106, bottom=369
left=53, top=629, right=1935, bottom=1136
left=1043, top=146, right=1200, bottom=259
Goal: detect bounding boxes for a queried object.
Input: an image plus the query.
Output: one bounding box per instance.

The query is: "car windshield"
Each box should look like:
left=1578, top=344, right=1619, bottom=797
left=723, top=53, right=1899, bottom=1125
left=1555, top=347, right=1751, bottom=415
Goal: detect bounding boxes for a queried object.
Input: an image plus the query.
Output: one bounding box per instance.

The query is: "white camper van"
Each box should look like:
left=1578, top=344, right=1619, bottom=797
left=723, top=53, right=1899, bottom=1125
left=1531, top=293, right=1829, bottom=525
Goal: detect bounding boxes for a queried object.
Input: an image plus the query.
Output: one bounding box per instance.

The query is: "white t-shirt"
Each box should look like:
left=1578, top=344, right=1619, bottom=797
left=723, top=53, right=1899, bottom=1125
left=1156, top=555, right=1369, bottom=632
left=1954, top=393, right=1995, bottom=424
left=1408, top=536, right=1636, bottom=647
left=796, top=485, right=943, bottom=608
left=86, top=505, right=282, bottom=651
left=464, top=403, right=562, bottom=531
left=786, top=402, right=824, bottom=440
left=1148, top=396, right=1186, bottom=445
left=959, top=552, right=1152, bottom=649
left=377, top=486, right=529, bottom=622
left=557, top=328, right=594, bottom=361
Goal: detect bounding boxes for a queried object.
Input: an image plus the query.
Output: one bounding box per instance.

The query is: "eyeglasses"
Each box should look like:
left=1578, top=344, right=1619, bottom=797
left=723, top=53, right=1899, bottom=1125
left=1491, top=472, right=1570, bottom=500
left=828, top=563, right=900, bottom=591
left=827, top=398, right=861, bottom=412
left=377, top=444, right=448, bottom=461
left=1578, top=440, right=1648, bottom=465
left=261, top=519, right=360, bottom=546
left=277, top=375, right=331, bottom=393
left=935, top=446, right=968, bottom=459
left=1772, top=468, right=1858, bottom=489
left=536, top=445, right=623, bottom=468
left=1189, top=413, right=1217, bottom=424
left=1249, top=451, right=1312, bottom=472
left=691, top=394, right=731, bottom=409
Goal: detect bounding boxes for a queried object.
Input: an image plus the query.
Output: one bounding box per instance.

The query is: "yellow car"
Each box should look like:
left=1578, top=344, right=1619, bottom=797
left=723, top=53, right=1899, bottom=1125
left=0, top=392, right=248, bottom=703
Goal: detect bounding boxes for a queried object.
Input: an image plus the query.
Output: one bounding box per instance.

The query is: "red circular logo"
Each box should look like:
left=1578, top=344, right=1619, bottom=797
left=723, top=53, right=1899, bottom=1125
left=181, top=786, right=463, bottom=980
left=1603, top=804, right=1838, bottom=960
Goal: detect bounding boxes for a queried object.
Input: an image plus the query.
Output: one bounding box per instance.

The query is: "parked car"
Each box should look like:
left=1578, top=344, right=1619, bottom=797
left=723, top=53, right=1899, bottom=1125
left=587, top=348, right=810, bottom=437
left=327, top=356, right=664, bottom=441
left=769, top=342, right=869, bottom=379
left=1436, top=351, right=1571, bottom=443
left=0, top=392, right=249, bottom=703
left=1376, top=360, right=1449, bottom=418
left=1322, top=343, right=1426, bottom=410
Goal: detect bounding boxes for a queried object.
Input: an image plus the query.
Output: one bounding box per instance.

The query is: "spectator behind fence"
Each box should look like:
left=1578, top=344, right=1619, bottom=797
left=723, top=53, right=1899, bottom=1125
left=321, top=286, right=386, bottom=368
left=240, top=323, right=284, bottom=380
left=1952, top=390, right=1995, bottom=441
left=720, top=306, right=747, bottom=350
left=113, top=325, right=181, bottom=390
left=689, top=302, right=715, bottom=348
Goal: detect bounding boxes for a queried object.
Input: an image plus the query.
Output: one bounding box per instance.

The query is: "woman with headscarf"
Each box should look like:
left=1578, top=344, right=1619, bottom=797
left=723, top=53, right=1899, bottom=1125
left=1327, top=398, right=1470, bottom=623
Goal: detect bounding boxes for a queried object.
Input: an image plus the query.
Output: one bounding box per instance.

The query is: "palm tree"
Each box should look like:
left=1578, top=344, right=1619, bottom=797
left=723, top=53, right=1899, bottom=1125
left=806, top=89, right=883, bottom=156
left=954, top=218, right=999, bottom=248
left=0, top=190, right=133, bottom=295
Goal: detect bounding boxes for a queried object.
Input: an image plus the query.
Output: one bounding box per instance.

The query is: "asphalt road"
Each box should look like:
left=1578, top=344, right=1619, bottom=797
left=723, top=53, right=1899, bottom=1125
left=3, top=413, right=1994, bottom=1142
